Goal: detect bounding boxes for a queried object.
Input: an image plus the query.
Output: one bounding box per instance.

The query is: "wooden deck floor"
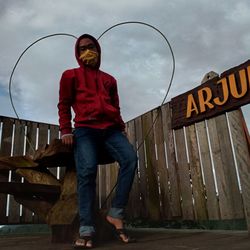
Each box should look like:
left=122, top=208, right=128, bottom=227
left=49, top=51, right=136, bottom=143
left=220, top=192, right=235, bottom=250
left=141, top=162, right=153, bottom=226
left=0, top=228, right=249, bottom=250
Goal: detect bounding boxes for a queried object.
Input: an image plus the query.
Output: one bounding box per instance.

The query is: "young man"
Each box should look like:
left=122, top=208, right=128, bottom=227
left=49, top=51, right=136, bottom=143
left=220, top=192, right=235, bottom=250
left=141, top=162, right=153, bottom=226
left=58, top=34, right=137, bottom=248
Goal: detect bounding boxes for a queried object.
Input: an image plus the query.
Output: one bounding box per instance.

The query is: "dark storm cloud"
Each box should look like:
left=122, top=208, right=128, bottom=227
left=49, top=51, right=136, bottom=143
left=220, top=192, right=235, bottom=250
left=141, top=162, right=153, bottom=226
left=0, top=0, right=249, bottom=127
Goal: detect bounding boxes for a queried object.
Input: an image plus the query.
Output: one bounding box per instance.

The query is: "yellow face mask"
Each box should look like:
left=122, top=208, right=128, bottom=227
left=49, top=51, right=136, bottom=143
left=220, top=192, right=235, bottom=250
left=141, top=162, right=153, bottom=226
left=79, top=49, right=99, bottom=67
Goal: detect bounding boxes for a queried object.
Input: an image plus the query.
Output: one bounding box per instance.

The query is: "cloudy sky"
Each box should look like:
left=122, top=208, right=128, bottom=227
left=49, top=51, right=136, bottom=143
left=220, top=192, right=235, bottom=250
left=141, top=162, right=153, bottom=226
left=0, top=0, right=249, bottom=129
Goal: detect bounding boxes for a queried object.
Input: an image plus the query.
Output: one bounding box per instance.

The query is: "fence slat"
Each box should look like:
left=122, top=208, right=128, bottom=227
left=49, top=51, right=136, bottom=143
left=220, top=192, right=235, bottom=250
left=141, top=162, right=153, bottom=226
left=161, top=104, right=181, bottom=218
left=215, top=114, right=244, bottom=219
left=0, top=117, right=14, bottom=224
left=153, top=108, right=171, bottom=219
left=22, top=121, right=37, bottom=223
left=126, top=120, right=141, bottom=219
left=105, top=164, right=112, bottom=208
left=186, top=124, right=207, bottom=220
left=99, top=165, right=107, bottom=209
left=207, top=114, right=244, bottom=219
left=49, top=125, right=60, bottom=178
left=109, top=162, right=118, bottom=206
left=8, top=120, right=25, bottom=223
left=142, top=111, right=161, bottom=221
left=34, top=123, right=50, bottom=223
left=227, top=109, right=250, bottom=233
left=175, top=128, right=194, bottom=220
left=38, top=123, right=49, bottom=148
left=196, top=121, right=220, bottom=220
left=135, top=116, right=148, bottom=218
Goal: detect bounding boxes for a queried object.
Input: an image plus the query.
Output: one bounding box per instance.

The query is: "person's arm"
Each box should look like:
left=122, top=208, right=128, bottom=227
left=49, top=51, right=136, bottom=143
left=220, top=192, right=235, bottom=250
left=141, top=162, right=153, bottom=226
left=57, top=70, right=75, bottom=146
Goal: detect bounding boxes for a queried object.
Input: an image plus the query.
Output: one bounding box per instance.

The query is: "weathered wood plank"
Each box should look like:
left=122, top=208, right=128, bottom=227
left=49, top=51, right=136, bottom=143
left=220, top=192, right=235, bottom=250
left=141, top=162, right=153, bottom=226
left=186, top=124, right=207, bottom=220
left=99, top=165, right=107, bottom=209
left=38, top=123, right=49, bottom=149
left=142, top=111, right=161, bottom=221
left=47, top=168, right=77, bottom=225
left=135, top=116, right=148, bottom=218
left=207, top=114, right=244, bottom=219
left=153, top=108, right=171, bottom=219
left=15, top=169, right=60, bottom=186
left=104, top=164, right=111, bottom=208
left=227, top=109, right=250, bottom=233
left=25, top=121, right=37, bottom=156
left=174, top=128, right=194, bottom=220
left=161, top=104, right=182, bottom=218
left=215, top=114, right=244, bottom=219
left=15, top=196, right=53, bottom=223
left=109, top=162, right=118, bottom=206
left=0, top=155, right=38, bottom=170
left=24, top=121, right=37, bottom=223
left=195, top=121, right=220, bottom=220
left=33, top=139, right=73, bottom=167
left=0, top=117, right=14, bottom=224
left=8, top=120, right=25, bottom=224
left=37, top=123, right=54, bottom=223
left=49, top=125, right=60, bottom=178
left=126, top=120, right=141, bottom=219
left=0, top=182, right=60, bottom=201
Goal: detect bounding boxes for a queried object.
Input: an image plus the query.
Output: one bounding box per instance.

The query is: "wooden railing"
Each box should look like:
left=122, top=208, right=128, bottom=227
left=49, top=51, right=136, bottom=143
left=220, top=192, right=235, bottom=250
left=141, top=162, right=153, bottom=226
left=0, top=104, right=249, bottom=231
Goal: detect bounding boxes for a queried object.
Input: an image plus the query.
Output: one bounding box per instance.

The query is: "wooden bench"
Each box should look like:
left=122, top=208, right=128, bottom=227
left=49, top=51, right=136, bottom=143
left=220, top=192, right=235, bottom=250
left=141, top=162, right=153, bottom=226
left=0, top=139, right=114, bottom=243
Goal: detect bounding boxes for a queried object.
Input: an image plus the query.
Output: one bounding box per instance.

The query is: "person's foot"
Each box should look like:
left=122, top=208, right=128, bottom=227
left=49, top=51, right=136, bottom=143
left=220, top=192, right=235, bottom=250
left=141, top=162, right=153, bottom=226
left=106, top=215, right=136, bottom=243
left=73, top=235, right=93, bottom=249
left=106, top=215, right=124, bottom=229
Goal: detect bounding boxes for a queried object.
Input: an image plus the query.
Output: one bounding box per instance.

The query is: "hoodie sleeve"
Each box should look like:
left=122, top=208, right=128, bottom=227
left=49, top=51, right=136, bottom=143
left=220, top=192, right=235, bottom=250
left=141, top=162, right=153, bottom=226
left=57, top=70, right=75, bottom=136
left=110, top=78, right=125, bottom=131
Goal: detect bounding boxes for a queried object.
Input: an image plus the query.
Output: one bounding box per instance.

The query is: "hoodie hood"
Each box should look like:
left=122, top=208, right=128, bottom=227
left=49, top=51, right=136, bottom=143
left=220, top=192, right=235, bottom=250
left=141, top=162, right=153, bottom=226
left=75, top=34, right=101, bottom=69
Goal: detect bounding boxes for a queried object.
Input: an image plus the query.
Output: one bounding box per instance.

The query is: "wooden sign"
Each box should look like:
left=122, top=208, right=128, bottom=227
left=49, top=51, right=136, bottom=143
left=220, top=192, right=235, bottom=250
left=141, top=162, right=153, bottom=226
left=171, top=60, right=250, bottom=129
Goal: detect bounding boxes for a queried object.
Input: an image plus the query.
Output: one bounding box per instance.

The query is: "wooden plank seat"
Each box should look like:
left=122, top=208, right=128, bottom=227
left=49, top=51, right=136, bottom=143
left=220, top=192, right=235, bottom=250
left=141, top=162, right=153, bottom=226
left=0, top=182, right=61, bottom=202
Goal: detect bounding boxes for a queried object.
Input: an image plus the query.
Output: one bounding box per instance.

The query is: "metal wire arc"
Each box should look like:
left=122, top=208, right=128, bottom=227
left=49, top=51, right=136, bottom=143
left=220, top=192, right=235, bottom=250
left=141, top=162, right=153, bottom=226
left=8, top=33, right=77, bottom=153
left=98, top=21, right=175, bottom=105
left=97, top=21, right=175, bottom=208
left=9, top=33, right=77, bottom=120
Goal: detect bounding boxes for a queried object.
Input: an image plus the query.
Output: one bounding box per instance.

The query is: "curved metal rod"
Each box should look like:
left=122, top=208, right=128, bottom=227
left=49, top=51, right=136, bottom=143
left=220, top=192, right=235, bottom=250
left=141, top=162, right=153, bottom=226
left=98, top=21, right=175, bottom=105
left=9, top=33, right=77, bottom=120
left=97, top=21, right=175, bottom=208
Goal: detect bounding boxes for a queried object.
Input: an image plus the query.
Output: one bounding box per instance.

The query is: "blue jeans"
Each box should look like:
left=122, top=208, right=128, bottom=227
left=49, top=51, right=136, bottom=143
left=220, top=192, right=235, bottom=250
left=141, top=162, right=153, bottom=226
left=73, top=127, right=137, bottom=236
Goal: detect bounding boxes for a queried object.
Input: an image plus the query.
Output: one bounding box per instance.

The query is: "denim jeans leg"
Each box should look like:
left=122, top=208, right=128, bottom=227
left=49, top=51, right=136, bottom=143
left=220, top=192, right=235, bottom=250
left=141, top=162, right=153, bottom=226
left=74, top=128, right=99, bottom=235
left=104, top=129, right=138, bottom=218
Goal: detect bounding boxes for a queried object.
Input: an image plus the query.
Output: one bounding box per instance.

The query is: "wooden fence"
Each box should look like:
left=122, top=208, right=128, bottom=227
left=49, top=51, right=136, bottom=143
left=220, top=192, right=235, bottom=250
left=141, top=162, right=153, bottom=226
left=0, top=104, right=250, bottom=230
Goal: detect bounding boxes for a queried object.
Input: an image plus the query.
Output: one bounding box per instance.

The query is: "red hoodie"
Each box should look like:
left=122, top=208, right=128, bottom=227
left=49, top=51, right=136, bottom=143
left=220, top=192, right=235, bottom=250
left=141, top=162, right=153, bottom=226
left=58, top=34, right=125, bottom=136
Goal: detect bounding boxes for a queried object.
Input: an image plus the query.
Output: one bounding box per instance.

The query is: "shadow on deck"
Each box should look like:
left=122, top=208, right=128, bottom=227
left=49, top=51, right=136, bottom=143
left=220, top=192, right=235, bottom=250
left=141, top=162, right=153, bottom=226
left=0, top=228, right=249, bottom=250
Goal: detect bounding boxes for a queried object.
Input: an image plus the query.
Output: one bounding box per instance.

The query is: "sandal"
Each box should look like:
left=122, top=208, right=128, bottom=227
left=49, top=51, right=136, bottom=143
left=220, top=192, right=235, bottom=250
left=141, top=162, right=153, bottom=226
left=113, top=228, right=136, bottom=243
left=73, top=235, right=94, bottom=249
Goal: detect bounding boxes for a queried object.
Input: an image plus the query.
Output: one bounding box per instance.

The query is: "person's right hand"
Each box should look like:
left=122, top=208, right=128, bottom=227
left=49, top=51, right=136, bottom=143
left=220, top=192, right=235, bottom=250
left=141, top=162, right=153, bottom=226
left=61, top=134, right=74, bottom=147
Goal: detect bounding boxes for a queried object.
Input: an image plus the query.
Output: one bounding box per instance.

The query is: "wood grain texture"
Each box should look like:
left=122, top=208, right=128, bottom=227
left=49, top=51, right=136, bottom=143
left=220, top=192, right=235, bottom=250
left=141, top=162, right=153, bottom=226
left=227, top=109, right=250, bottom=233
left=195, top=121, right=220, bottom=220
left=153, top=108, right=171, bottom=219
left=174, top=128, right=194, bottom=220
left=8, top=120, right=27, bottom=224
left=207, top=114, right=244, bottom=219
left=186, top=124, right=207, bottom=220
left=135, top=116, right=148, bottom=218
left=0, top=117, right=14, bottom=224
left=126, top=120, right=141, bottom=219
left=142, top=111, right=161, bottom=221
left=49, top=125, right=60, bottom=178
left=161, top=104, right=182, bottom=218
